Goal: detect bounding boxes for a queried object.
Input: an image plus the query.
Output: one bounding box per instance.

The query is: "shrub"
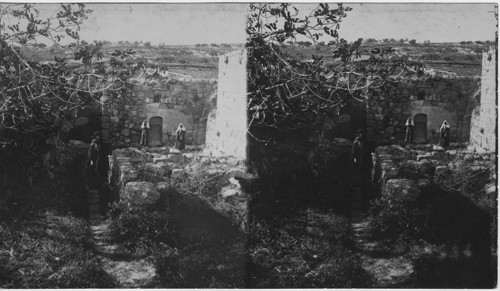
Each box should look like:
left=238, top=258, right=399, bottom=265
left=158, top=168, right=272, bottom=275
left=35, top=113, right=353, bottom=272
left=246, top=209, right=371, bottom=287
left=136, top=163, right=170, bottom=184
left=109, top=203, right=174, bottom=249
left=369, top=197, right=429, bottom=245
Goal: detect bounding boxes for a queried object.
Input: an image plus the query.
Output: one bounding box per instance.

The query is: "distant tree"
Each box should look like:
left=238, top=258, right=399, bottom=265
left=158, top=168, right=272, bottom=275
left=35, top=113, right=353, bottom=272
left=409, top=39, right=417, bottom=45
left=475, top=40, right=485, bottom=45
left=303, top=41, right=313, bottom=46
left=195, top=44, right=202, bottom=47
left=144, top=41, right=151, bottom=47
left=364, top=38, right=377, bottom=44
left=210, top=43, right=219, bottom=47
left=398, top=39, right=405, bottom=43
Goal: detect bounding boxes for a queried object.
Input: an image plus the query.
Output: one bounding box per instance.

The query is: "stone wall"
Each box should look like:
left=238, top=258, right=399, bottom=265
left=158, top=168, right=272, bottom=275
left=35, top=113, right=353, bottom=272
left=470, top=48, right=497, bottom=153
left=205, top=49, right=248, bottom=160
left=102, top=71, right=215, bottom=147
left=366, top=77, right=479, bottom=145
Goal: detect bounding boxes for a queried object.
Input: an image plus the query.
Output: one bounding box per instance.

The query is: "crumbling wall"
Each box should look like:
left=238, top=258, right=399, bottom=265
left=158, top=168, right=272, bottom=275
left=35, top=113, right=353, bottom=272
left=470, top=48, right=497, bottom=153
left=102, top=76, right=215, bottom=147
left=205, top=49, right=247, bottom=159
left=366, top=77, right=479, bottom=145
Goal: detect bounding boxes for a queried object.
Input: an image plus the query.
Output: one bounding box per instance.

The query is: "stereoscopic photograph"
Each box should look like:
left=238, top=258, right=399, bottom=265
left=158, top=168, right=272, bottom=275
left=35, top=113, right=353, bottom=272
left=0, top=1, right=497, bottom=288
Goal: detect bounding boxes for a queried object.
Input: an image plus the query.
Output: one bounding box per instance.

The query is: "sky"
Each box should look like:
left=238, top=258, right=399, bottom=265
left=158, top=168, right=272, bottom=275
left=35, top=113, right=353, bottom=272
left=3, top=3, right=498, bottom=45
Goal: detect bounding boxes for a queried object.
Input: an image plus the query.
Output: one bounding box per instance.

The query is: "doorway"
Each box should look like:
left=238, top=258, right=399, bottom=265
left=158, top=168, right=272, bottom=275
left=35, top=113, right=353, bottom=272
left=413, top=113, right=427, bottom=143
left=149, top=116, right=163, bottom=146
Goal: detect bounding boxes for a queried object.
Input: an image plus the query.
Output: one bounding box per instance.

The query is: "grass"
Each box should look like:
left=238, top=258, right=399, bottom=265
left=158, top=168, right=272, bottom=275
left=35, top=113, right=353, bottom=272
left=246, top=209, right=371, bottom=288
left=0, top=143, right=117, bottom=288
left=0, top=212, right=116, bottom=288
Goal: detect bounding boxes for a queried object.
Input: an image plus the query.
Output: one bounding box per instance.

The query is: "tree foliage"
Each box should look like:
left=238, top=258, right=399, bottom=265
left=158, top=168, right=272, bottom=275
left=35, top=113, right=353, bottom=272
left=0, top=4, right=143, bottom=185
left=246, top=3, right=424, bottom=146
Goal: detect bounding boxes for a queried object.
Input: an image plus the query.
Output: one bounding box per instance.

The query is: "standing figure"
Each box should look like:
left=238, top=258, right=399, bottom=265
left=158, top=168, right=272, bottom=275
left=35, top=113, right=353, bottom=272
left=86, top=131, right=110, bottom=190
left=440, top=120, right=451, bottom=148
left=175, top=123, right=186, bottom=150
left=351, top=129, right=373, bottom=188
left=405, top=117, right=414, bottom=144
left=140, top=119, right=150, bottom=146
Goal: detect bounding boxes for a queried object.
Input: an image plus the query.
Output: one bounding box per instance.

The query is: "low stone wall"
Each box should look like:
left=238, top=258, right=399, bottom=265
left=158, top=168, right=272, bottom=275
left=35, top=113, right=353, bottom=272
left=108, top=147, right=252, bottom=232
left=372, top=144, right=496, bottom=204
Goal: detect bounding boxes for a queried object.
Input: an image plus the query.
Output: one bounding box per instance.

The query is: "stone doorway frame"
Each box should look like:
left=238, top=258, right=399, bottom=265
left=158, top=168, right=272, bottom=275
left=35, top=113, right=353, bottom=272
left=149, top=116, right=163, bottom=146
left=412, top=113, right=427, bottom=144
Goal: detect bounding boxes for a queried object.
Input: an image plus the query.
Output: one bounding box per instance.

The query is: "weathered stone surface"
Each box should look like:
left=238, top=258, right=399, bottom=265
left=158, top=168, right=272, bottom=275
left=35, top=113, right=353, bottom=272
left=416, top=153, right=433, bottom=161
left=155, top=182, right=170, bottom=191
left=405, top=160, right=436, bottom=176
left=430, top=151, right=448, bottom=160
left=153, top=155, right=169, bottom=163
left=120, top=181, right=160, bottom=208
left=221, top=187, right=241, bottom=198
left=382, top=179, right=421, bottom=205
left=169, top=148, right=181, bottom=155
left=167, top=154, right=183, bottom=163
left=145, top=162, right=171, bottom=177
left=119, top=163, right=138, bottom=186
left=182, top=153, right=195, bottom=162
left=432, top=145, right=444, bottom=151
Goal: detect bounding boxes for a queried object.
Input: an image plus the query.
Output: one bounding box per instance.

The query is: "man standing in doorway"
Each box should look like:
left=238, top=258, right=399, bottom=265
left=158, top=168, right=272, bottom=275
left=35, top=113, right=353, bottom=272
left=350, top=128, right=373, bottom=190
left=86, top=131, right=110, bottom=190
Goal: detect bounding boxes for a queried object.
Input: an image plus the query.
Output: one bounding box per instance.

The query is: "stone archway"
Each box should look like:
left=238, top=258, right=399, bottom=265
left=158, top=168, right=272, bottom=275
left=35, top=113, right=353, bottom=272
left=149, top=116, right=163, bottom=146
left=413, top=113, right=427, bottom=143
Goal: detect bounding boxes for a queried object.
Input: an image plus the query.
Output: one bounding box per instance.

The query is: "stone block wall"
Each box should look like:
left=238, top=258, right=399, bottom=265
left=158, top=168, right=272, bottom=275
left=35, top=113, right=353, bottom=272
left=470, top=48, right=497, bottom=153
left=366, top=76, right=479, bottom=145
left=102, top=76, right=215, bottom=147
left=205, top=49, right=248, bottom=160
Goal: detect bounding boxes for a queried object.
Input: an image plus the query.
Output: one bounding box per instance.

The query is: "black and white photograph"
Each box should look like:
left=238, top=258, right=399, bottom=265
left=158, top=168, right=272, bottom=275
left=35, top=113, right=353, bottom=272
left=0, top=1, right=497, bottom=288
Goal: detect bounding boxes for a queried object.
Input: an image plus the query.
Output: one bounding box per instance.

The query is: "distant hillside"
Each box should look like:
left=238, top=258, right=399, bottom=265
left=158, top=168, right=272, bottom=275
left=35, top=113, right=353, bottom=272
left=282, top=41, right=493, bottom=77
left=20, top=43, right=245, bottom=79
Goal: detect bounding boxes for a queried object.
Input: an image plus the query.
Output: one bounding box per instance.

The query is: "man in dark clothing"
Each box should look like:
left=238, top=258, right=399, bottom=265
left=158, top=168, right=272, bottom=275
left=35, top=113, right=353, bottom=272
left=350, top=129, right=373, bottom=189
left=86, top=131, right=110, bottom=190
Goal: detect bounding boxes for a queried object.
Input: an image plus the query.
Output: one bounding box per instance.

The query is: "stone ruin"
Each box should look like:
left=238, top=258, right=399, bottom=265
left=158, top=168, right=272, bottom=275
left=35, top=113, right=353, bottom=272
left=101, top=69, right=216, bottom=147
left=205, top=49, right=248, bottom=160
left=469, top=48, right=497, bottom=153
left=365, top=76, right=479, bottom=145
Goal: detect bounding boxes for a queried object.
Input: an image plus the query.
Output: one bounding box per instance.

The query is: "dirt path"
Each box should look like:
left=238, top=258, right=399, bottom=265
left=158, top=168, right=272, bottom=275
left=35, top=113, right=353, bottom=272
left=350, top=187, right=414, bottom=287
left=86, top=187, right=158, bottom=288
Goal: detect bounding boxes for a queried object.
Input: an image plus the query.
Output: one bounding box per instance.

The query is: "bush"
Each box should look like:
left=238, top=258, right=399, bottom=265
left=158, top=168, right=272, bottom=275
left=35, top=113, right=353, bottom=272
left=109, top=203, right=174, bottom=249
left=246, top=209, right=371, bottom=287
left=144, top=42, right=151, bottom=47
left=369, top=197, right=429, bottom=245
left=154, top=240, right=245, bottom=288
